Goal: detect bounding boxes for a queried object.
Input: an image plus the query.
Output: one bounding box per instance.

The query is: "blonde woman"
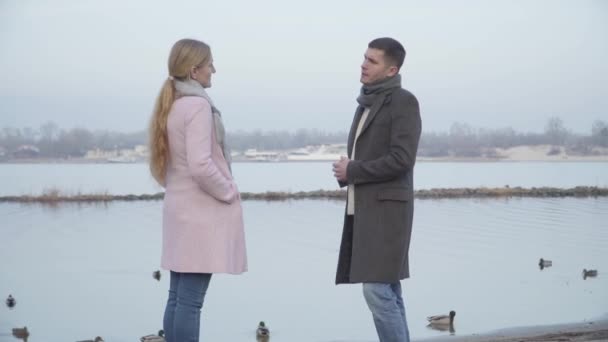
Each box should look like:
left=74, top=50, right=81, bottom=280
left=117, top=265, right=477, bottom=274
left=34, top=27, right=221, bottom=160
left=149, top=38, right=247, bottom=342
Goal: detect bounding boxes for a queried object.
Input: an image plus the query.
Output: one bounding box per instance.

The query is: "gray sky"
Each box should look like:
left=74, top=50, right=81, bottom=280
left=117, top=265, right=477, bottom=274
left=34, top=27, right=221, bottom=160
left=1, top=0, right=607, bottom=134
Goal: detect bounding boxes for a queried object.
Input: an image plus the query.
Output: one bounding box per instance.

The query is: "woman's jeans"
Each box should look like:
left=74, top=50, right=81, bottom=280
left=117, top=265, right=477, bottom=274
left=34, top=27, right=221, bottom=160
left=163, top=271, right=212, bottom=342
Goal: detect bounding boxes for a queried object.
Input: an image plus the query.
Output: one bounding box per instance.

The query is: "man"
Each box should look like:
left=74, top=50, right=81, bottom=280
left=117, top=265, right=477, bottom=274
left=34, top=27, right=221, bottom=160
left=332, top=37, right=421, bottom=342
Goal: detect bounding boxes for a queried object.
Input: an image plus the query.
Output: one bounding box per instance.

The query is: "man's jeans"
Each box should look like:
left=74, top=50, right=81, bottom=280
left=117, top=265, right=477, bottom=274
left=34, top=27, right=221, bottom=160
left=363, top=282, right=410, bottom=342
left=163, top=271, right=212, bottom=342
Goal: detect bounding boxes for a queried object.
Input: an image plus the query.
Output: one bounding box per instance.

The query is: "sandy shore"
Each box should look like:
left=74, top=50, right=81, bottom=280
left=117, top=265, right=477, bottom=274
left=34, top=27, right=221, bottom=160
left=418, top=319, right=608, bottom=342
left=242, top=144, right=608, bottom=162
left=417, top=145, right=608, bottom=162
left=497, top=145, right=608, bottom=162
left=3, top=145, right=608, bottom=164
left=2, top=145, right=608, bottom=163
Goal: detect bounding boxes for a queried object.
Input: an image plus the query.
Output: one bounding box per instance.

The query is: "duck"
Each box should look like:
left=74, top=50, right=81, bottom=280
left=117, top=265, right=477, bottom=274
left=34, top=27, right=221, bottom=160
left=583, top=269, right=598, bottom=279
left=140, top=329, right=164, bottom=342
left=12, top=326, right=29, bottom=340
left=256, top=321, right=270, bottom=340
left=6, top=294, right=16, bottom=308
left=76, top=336, right=104, bottom=342
left=538, top=258, right=552, bottom=269
left=427, top=310, right=456, bottom=325
left=153, top=270, right=161, bottom=281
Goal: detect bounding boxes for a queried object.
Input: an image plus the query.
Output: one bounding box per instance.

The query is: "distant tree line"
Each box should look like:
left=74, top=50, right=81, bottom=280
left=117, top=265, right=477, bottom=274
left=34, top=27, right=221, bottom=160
left=1, top=117, right=607, bottom=159
left=0, top=121, right=146, bottom=158
left=418, top=117, right=608, bottom=157
left=226, top=129, right=347, bottom=151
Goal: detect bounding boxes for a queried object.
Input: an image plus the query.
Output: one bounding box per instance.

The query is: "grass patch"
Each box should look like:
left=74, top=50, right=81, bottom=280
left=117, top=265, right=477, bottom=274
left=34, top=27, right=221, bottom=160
left=1, top=186, right=607, bottom=205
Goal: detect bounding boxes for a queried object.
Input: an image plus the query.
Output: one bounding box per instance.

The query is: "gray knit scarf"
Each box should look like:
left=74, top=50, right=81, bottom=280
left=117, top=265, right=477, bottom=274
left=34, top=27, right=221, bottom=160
left=173, top=79, right=232, bottom=171
left=356, top=74, right=401, bottom=107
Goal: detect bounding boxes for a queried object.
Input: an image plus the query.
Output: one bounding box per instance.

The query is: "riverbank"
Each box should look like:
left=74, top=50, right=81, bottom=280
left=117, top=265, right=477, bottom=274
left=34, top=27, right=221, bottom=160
left=419, top=318, right=608, bottom=342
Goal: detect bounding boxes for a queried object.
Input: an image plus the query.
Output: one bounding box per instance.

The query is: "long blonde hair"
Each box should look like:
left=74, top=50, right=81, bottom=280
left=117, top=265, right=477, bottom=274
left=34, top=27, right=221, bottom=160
left=149, top=39, right=212, bottom=186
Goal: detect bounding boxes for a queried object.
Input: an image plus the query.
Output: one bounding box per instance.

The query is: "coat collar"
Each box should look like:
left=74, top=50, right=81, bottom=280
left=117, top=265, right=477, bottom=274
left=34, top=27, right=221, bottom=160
left=359, top=92, right=392, bottom=136
left=347, top=92, right=393, bottom=155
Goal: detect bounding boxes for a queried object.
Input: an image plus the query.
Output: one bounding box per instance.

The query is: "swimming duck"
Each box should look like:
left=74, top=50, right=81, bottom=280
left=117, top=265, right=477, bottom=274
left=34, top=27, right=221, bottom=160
left=256, top=321, right=270, bottom=340
left=6, top=294, right=16, bottom=308
left=76, top=336, right=104, bottom=342
left=427, top=310, right=456, bottom=325
left=583, top=269, right=598, bottom=279
left=140, top=329, right=164, bottom=342
left=12, top=326, right=29, bottom=340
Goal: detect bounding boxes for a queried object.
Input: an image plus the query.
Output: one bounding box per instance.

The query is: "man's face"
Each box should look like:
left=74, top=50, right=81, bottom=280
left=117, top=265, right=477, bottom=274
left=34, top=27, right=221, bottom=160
left=360, top=48, right=397, bottom=85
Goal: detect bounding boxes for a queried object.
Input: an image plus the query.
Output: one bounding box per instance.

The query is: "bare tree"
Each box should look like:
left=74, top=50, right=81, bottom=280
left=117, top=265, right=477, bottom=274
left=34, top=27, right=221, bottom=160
left=544, top=117, right=568, bottom=145
left=449, top=122, right=480, bottom=157
left=40, top=121, right=60, bottom=141
left=592, top=120, right=608, bottom=147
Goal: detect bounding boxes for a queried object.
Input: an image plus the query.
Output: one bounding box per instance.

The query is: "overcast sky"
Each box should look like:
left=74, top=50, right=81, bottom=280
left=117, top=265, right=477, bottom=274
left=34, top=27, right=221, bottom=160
left=1, top=0, right=606, bottom=134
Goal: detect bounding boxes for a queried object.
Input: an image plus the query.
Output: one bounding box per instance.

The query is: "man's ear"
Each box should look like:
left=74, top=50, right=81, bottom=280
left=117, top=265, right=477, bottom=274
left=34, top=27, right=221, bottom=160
left=387, top=65, right=399, bottom=77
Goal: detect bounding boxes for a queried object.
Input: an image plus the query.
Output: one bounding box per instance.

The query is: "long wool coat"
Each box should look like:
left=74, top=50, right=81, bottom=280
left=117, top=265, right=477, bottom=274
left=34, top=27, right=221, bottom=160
left=336, top=87, right=421, bottom=284
left=161, top=96, right=247, bottom=274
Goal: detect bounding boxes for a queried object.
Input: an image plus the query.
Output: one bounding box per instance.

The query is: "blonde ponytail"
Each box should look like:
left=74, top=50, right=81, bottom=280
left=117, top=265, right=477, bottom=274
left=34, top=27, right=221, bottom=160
left=149, top=78, right=175, bottom=186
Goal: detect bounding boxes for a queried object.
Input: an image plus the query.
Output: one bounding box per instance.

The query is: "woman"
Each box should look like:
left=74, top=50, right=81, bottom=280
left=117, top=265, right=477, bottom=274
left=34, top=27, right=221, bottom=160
left=149, top=38, right=247, bottom=342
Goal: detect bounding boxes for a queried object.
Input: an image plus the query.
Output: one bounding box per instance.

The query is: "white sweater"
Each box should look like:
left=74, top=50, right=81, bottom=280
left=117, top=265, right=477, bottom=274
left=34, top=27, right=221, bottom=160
left=347, top=107, right=370, bottom=215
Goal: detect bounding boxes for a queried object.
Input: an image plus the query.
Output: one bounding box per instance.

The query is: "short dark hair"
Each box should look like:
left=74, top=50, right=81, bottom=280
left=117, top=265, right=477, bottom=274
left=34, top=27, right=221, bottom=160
left=368, top=37, right=406, bottom=69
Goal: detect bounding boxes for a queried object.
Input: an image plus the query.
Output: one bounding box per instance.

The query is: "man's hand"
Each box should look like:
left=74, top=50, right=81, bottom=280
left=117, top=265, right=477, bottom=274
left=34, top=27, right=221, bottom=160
left=332, top=156, right=350, bottom=182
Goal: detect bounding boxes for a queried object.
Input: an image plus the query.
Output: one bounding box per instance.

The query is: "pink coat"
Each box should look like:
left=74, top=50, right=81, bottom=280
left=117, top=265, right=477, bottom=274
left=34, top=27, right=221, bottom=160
left=161, top=96, right=247, bottom=274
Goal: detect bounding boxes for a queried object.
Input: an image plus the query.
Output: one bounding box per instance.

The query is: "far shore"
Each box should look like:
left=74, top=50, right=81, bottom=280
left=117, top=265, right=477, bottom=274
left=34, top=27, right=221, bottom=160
left=1, top=144, right=608, bottom=164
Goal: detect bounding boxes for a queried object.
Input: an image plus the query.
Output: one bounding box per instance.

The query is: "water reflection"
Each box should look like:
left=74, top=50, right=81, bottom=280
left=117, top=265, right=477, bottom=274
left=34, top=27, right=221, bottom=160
left=9, top=201, right=114, bottom=213
left=426, top=323, right=455, bottom=335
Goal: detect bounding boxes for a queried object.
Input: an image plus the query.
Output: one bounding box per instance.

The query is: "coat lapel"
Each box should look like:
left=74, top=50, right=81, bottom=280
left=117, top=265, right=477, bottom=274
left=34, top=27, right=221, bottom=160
left=358, top=92, right=391, bottom=137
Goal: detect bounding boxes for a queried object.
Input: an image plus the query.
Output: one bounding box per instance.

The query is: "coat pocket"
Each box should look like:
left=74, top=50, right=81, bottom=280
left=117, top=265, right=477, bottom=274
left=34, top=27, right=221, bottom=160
left=377, top=188, right=410, bottom=202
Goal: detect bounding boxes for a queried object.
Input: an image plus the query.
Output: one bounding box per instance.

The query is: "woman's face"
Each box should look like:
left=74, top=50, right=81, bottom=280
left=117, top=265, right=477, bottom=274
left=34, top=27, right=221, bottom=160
left=191, top=55, right=216, bottom=88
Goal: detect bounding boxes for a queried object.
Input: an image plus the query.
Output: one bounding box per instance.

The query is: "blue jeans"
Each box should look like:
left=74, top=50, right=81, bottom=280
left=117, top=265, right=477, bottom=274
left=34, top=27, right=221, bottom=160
left=163, top=271, right=212, bottom=342
left=363, top=282, right=410, bottom=342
